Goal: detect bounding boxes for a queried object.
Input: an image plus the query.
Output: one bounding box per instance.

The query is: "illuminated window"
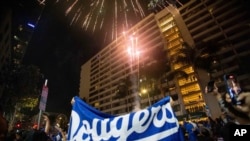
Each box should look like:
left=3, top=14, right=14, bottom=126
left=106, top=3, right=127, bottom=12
left=173, top=63, right=183, bottom=70
left=94, top=102, right=100, bottom=107
left=160, top=17, right=174, bottom=27
left=180, top=83, right=200, bottom=94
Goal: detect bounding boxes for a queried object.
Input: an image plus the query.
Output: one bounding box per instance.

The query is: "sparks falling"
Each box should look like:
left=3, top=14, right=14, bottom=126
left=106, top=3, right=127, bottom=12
left=60, top=0, right=148, bottom=45
left=53, top=0, right=184, bottom=45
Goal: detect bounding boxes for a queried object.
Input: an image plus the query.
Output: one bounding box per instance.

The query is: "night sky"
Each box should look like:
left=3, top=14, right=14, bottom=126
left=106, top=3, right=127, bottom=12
left=22, top=1, right=100, bottom=115
left=5, top=0, right=101, bottom=115
left=6, top=0, right=185, bottom=116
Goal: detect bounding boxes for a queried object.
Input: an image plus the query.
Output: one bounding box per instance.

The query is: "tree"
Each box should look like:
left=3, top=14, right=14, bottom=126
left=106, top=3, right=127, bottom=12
left=172, top=41, right=226, bottom=84
left=172, top=41, right=224, bottom=118
left=1, top=64, right=44, bottom=122
left=140, top=49, right=187, bottom=100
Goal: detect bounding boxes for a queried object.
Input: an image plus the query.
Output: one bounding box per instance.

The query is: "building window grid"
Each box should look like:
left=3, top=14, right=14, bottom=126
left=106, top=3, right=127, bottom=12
left=184, top=7, right=207, bottom=25
left=178, top=75, right=196, bottom=86
left=167, top=34, right=180, bottom=43
left=161, top=23, right=175, bottom=33
left=211, top=1, right=239, bottom=18
left=163, top=28, right=175, bottom=37
left=182, top=66, right=194, bottom=74
left=183, top=93, right=202, bottom=103
left=214, top=10, right=234, bottom=25
left=183, top=91, right=202, bottom=99
left=90, top=64, right=99, bottom=73
left=173, top=63, right=184, bottom=70
left=168, top=48, right=180, bottom=56
left=139, top=23, right=159, bottom=38
left=159, top=13, right=205, bottom=115
left=84, top=0, right=250, bottom=115
left=141, top=30, right=163, bottom=46
left=180, top=83, right=200, bottom=95
left=90, top=58, right=98, bottom=67
left=167, top=40, right=181, bottom=50
left=159, top=16, right=173, bottom=26
left=185, top=103, right=205, bottom=114
left=90, top=68, right=99, bottom=77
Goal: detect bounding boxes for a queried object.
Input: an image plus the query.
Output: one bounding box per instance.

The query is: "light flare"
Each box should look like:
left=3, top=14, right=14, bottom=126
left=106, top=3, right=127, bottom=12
left=124, top=32, right=142, bottom=110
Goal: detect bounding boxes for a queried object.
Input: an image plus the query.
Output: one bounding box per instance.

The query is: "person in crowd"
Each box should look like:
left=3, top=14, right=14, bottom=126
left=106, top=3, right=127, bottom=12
left=6, top=130, right=16, bottom=141
left=179, top=123, right=187, bottom=140
left=71, top=97, right=75, bottom=106
left=205, top=80, right=250, bottom=141
left=219, top=111, right=229, bottom=125
left=206, top=81, right=250, bottom=125
left=183, top=119, right=198, bottom=141
left=30, top=129, right=52, bottom=141
left=0, top=105, right=8, bottom=141
left=42, top=113, right=67, bottom=141
left=235, top=91, right=250, bottom=118
left=196, top=121, right=213, bottom=141
left=14, top=130, right=23, bottom=141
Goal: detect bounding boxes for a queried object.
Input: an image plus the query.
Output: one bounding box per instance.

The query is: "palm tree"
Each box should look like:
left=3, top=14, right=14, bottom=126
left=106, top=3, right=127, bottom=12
left=177, top=40, right=223, bottom=78
left=115, top=77, right=130, bottom=99
left=115, top=47, right=188, bottom=108
left=172, top=41, right=224, bottom=118
left=173, top=42, right=212, bottom=72
left=140, top=50, right=188, bottom=103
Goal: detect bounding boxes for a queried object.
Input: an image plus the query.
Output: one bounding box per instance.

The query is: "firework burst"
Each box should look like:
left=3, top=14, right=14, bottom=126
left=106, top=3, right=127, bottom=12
left=51, top=0, right=184, bottom=45
left=55, top=0, right=150, bottom=45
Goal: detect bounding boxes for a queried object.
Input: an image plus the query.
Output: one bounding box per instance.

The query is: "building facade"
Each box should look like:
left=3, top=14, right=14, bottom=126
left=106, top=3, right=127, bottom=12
left=79, top=0, right=250, bottom=119
left=0, top=7, right=12, bottom=98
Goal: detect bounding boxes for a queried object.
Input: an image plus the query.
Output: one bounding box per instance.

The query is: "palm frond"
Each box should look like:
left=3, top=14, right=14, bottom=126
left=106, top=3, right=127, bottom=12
left=164, top=70, right=188, bottom=81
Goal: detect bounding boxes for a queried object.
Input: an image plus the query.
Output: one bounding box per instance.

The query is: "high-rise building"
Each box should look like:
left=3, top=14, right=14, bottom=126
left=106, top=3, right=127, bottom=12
left=0, top=1, right=44, bottom=117
left=79, top=0, right=250, bottom=119
left=0, top=7, right=12, bottom=98
left=177, top=0, right=250, bottom=118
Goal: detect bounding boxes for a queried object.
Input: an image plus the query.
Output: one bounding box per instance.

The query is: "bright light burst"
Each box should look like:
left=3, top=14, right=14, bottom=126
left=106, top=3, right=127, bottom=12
left=57, top=0, right=150, bottom=45
left=52, top=0, right=184, bottom=45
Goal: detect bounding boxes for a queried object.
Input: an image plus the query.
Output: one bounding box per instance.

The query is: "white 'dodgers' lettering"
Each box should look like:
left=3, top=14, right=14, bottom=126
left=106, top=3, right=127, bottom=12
left=69, top=101, right=179, bottom=141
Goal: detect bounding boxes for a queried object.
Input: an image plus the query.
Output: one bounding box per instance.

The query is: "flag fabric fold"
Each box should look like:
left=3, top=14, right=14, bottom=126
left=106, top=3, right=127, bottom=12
left=67, top=96, right=184, bottom=141
left=39, top=85, right=48, bottom=111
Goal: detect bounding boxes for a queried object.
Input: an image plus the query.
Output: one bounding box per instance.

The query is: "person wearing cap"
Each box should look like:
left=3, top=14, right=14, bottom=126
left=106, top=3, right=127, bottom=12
left=14, top=130, right=23, bottom=141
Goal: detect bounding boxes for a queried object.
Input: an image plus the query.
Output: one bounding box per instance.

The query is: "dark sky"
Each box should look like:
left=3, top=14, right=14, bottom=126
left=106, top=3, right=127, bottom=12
left=21, top=1, right=100, bottom=115
left=5, top=0, right=101, bottom=115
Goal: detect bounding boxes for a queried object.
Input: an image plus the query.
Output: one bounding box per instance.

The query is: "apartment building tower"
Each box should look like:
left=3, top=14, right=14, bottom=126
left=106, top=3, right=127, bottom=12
left=79, top=0, right=250, bottom=119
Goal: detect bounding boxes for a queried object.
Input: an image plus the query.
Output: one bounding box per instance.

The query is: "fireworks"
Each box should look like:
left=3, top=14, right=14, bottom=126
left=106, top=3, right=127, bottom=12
left=51, top=0, right=184, bottom=45
left=56, top=0, right=150, bottom=45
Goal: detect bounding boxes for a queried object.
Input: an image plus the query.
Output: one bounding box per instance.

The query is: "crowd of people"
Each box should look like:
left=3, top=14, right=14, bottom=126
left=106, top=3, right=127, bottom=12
left=180, top=79, right=250, bottom=141
left=0, top=112, right=68, bottom=141
left=1, top=76, right=250, bottom=141
left=180, top=113, right=245, bottom=141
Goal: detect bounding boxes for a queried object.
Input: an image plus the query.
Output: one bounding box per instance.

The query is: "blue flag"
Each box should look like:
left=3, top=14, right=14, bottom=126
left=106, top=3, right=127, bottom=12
left=67, top=96, right=185, bottom=141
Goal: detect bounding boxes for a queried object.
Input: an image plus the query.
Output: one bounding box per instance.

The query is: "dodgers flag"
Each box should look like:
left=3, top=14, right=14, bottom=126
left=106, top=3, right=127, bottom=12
left=67, top=96, right=185, bottom=141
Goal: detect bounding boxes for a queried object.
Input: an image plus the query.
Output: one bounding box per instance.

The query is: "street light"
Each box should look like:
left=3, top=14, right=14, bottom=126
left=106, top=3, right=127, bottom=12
left=141, top=88, right=151, bottom=106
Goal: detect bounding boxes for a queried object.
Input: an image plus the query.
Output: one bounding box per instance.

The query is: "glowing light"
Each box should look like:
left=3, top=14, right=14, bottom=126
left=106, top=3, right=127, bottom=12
left=57, top=0, right=149, bottom=44
left=55, top=0, right=183, bottom=45
left=27, top=23, right=35, bottom=28
left=142, top=89, right=147, bottom=94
